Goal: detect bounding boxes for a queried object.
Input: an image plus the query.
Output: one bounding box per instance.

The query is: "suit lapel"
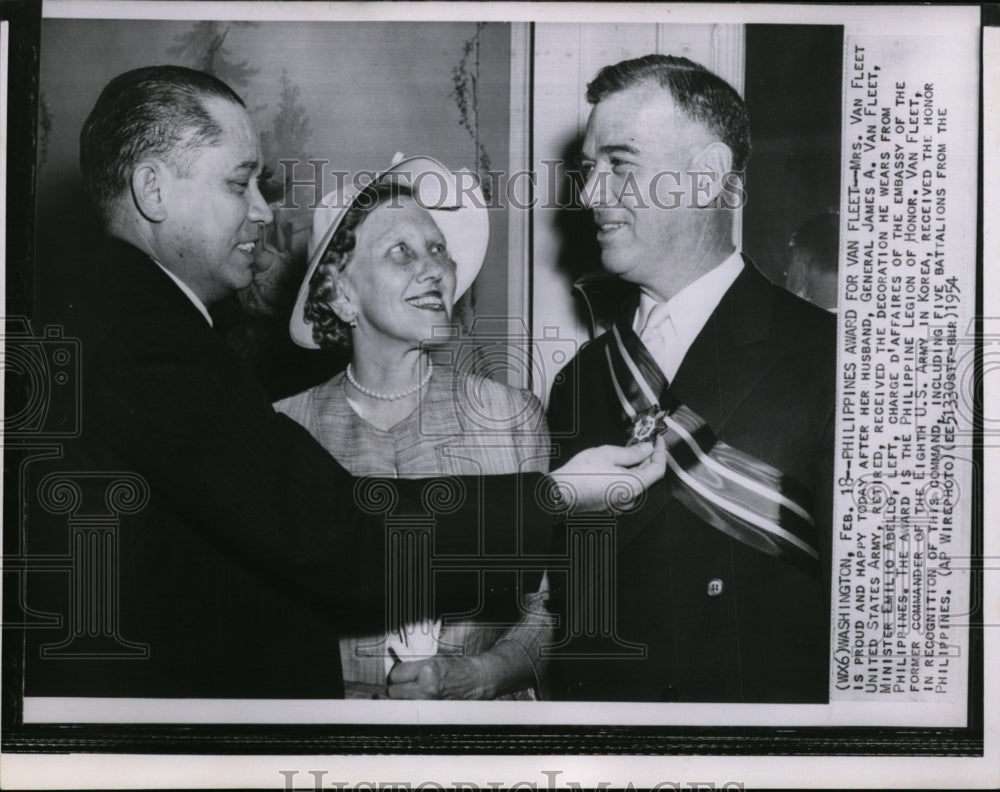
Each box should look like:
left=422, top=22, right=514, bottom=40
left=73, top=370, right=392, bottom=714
left=574, top=273, right=640, bottom=339
left=669, top=258, right=784, bottom=435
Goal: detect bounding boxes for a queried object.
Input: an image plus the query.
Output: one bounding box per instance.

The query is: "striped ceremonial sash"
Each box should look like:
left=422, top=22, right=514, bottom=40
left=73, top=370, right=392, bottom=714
left=599, top=318, right=821, bottom=571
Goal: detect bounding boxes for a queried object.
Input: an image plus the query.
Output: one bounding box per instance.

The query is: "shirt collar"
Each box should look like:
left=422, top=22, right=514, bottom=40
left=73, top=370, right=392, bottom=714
left=633, top=250, right=744, bottom=350
left=152, top=260, right=214, bottom=327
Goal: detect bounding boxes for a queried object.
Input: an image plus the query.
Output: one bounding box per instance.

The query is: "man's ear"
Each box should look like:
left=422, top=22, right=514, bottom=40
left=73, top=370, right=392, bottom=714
left=130, top=159, right=169, bottom=223
left=690, top=142, right=735, bottom=208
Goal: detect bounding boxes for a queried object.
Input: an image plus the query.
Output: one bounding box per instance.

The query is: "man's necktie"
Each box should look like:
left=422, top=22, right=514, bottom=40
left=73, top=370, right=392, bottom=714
left=639, top=302, right=675, bottom=382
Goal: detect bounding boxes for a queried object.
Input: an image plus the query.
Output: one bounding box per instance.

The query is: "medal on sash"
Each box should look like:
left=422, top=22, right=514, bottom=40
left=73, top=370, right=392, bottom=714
left=575, top=277, right=821, bottom=572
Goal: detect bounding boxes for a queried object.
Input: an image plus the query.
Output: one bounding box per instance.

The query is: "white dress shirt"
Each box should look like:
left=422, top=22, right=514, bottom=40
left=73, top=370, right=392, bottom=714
left=632, top=251, right=744, bottom=382
left=153, top=260, right=214, bottom=327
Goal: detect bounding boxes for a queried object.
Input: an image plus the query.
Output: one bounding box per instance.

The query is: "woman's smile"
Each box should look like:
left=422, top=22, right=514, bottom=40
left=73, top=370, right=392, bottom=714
left=406, top=289, right=447, bottom=311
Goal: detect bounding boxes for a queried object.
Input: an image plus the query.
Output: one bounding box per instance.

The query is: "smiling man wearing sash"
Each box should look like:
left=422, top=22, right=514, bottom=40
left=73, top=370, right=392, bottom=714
left=547, top=55, right=836, bottom=703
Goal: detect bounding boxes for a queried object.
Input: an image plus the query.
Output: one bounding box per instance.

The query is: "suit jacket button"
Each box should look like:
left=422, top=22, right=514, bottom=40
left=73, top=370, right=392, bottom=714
left=707, top=578, right=724, bottom=597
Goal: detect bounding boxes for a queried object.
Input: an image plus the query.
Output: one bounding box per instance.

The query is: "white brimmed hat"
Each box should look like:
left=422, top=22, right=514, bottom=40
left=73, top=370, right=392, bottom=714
left=289, top=153, right=489, bottom=349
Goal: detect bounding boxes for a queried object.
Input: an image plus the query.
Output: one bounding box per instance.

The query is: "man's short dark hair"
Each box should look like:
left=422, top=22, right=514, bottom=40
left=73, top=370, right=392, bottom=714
left=586, top=54, right=751, bottom=173
left=80, top=65, right=246, bottom=218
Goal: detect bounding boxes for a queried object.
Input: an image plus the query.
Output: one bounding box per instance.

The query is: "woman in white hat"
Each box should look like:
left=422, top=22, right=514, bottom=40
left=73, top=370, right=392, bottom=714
left=275, top=156, right=551, bottom=700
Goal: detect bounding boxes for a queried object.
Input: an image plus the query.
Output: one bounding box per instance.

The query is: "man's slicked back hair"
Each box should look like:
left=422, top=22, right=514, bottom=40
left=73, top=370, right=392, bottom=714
left=586, top=54, right=751, bottom=173
left=80, top=64, right=246, bottom=218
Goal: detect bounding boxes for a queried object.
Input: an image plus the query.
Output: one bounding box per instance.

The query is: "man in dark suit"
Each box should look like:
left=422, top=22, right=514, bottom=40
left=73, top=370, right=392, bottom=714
left=547, top=55, right=835, bottom=703
left=25, top=65, right=664, bottom=701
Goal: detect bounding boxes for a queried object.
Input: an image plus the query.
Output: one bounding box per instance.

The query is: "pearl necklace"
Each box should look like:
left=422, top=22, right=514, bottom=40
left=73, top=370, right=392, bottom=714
left=345, top=359, right=433, bottom=401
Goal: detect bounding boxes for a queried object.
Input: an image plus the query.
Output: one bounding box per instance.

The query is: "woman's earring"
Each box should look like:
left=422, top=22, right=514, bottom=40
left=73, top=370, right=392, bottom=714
left=348, top=315, right=358, bottom=328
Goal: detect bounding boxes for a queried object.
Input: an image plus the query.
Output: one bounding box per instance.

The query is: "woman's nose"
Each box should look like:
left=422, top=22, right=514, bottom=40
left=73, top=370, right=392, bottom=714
left=417, top=252, right=445, bottom=282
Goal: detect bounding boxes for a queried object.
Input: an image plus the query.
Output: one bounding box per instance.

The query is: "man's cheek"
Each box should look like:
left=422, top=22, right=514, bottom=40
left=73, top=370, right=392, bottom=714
left=650, top=171, right=686, bottom=209
left=615, top=172, right=646, bottom=209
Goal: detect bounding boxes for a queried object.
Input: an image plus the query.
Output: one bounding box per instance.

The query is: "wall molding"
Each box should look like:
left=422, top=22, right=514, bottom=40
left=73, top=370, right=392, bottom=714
left=506, top=21, right=533, bottom=389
